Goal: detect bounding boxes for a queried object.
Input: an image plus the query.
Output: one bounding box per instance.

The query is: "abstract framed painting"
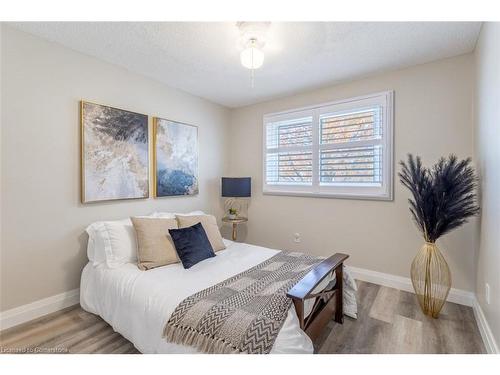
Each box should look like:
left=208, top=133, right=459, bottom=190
left=153, top=117, right=199, bottom=197
left=80, top=101, right=149, bottom=203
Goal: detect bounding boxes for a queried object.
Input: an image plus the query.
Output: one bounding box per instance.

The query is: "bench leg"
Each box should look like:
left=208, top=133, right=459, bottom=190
left=292, top=298, right=305, bottom=330
left=334, top=265, right=344, bottom=324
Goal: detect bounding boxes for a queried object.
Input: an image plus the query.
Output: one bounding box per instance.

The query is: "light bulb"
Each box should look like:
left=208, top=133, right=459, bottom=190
left=240, top=44, right=264, bottom=70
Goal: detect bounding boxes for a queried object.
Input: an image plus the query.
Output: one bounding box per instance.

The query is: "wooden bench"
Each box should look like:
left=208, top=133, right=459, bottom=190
left=287, top=253, right=349, bottom=342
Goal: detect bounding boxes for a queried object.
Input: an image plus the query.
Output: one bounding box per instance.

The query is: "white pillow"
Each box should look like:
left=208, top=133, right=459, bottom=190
left=150, top=210, right=205, bottom=218
left=85, top=211, right=206, bottom=267
left=86, top=218, right=137, bottom=268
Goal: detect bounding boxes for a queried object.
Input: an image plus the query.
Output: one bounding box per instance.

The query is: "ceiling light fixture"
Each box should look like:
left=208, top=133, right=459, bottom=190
left=240, top=38, right=264, bottom=70
left=237, top=22, right=270, bottom=88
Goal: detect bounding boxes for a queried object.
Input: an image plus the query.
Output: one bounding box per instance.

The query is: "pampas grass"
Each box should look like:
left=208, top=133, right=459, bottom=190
left=398, top=154, right=480, bottom=243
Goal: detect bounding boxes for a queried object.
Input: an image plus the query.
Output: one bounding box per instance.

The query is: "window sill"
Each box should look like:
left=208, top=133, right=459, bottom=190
left=262, top=190, right=393, bottom=201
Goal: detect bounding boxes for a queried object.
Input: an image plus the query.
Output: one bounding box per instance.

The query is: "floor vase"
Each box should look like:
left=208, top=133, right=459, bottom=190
left=410, top=242, right=451, bottom=318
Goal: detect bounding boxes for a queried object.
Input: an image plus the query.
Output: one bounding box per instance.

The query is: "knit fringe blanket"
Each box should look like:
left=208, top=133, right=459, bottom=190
left=163, top=251, right=325, bottom=354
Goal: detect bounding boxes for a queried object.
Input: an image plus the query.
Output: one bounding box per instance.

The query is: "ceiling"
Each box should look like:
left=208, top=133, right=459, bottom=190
left=10, top=22, right=482, bottom=108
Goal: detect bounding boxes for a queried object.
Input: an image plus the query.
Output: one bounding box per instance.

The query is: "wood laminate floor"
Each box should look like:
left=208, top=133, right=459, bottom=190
left=315, top=281, right=485, bottom=354
left=0, top=281, right=485, bottom=354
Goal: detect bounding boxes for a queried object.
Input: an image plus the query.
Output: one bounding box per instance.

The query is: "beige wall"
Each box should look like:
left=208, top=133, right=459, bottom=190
left=0, top=25, right=482, bottom=314
left=474, top=23, right=500, bottom=348
left=0, top=26, right=230, bottom=311
left=228, top=54, right=477, bottom=292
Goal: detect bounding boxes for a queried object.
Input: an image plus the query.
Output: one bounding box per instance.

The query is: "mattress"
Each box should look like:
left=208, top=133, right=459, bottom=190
left=80, top=240, right=356, bottom=354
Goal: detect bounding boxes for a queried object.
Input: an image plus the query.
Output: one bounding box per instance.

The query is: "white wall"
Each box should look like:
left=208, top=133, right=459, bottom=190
left=474, top=22, right=500, bottom=349
left=228, top=54, right=477, bottom=292
left=0, top=26, right=230, bottom=311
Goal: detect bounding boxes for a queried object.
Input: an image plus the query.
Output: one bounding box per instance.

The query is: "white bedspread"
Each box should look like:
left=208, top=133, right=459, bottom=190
left=80, top=240, right=357, bottom=354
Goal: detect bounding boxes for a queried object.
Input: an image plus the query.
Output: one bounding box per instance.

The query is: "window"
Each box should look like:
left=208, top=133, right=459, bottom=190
left=263, top=91, right=393, bottom=200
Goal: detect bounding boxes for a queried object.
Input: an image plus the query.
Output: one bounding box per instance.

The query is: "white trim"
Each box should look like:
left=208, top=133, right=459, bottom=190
left=263, top=90, right=395, bottom=118
left=262, top=90, right=394, bottom=201
left=0, top=274, right=497, bottom=354
left=0, top=289, right=80, bottom=331
left=347, top=266, right=500, bottom=353
left=472, top=298, right=499, bottom=354
left=347, top=266, right=475, bottom=306
left=263, top=189, right=394, bottom=201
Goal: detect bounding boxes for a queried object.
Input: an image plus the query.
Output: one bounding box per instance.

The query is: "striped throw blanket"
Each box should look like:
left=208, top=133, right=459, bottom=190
left=163, top=251, right=324, bottom=354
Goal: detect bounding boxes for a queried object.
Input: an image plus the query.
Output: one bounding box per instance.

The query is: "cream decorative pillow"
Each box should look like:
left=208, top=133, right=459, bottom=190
left=176, top=214, right=226, bottom=252
left=131, top=217, right=179, bottom=270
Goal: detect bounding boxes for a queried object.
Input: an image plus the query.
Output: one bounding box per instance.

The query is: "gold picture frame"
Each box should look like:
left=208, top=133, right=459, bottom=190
left=153, top=117, right=199, bottom=198
left=80, top=100, right=150, bottom=203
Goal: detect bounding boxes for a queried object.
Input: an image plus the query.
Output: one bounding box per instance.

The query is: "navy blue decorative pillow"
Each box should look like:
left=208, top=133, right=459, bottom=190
left=169, top=222, right=215, bottom=269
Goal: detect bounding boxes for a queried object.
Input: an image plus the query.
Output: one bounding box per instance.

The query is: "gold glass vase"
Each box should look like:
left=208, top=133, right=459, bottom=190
left=410, top=242, right=451, bottom=318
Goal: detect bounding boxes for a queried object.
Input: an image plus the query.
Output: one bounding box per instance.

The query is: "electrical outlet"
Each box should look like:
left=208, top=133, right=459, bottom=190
left=293, top=233, right=301, bottom=243
left=485, top=283, right=490, bottom=305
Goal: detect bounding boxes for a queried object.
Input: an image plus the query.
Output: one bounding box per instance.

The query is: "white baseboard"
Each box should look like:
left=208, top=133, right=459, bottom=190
left=346, top=266, right=500, bottom=352
left=347, top=266, right=475, bottom=307
left=0, top=289, right=80, bottom=331
left=0, top=267, right=496, bottom=355
left=472, top=298, right=499, bottom=354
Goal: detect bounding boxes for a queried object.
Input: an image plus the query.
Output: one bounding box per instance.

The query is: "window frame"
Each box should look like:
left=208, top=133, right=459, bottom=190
left=262, top=90, right=394, bottom=201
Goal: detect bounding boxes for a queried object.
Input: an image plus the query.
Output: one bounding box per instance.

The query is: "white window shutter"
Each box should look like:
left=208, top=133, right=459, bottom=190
left=265, top=116, right=313, bottom=186
left=263, top=91, right=393, bottom=200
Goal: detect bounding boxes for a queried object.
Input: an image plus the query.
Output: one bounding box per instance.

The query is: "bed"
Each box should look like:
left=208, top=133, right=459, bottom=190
left=80, top=239, right=357, bottom=354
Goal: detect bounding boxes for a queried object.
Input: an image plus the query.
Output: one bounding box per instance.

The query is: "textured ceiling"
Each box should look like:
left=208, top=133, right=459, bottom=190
left=9, top=22, right=481, bottom=108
